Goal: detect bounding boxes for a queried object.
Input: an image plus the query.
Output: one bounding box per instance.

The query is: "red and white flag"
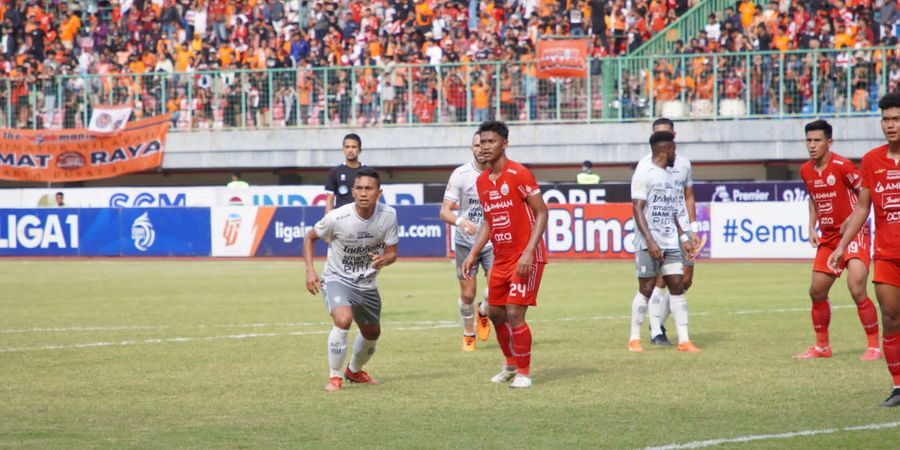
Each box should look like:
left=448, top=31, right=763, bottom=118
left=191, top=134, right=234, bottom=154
left=88, top=104, right=133, bottom=134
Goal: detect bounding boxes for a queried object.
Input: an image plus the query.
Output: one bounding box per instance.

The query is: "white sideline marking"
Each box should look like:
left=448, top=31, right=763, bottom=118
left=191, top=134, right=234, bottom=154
left=644, top=421, right=900, bottom=450
left=0, top=304, right=858, bottom=353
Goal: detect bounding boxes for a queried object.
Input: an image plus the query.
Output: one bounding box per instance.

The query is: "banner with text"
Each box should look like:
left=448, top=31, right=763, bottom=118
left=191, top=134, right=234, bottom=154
left=693, top=182, right=807, bottom=203
left=709, top=202, right=815, bottom=259
left=0, top=115, right=171, bottom=182
left=536, top=39, right=590, bottom=79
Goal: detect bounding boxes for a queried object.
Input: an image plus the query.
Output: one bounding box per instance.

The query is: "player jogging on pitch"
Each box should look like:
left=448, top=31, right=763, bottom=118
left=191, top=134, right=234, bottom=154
left=304, top=168, right=399, bottom=392
left=440, top=131, right=493, bottom=351
left=462, top=120, right=548, bottom=389
left=629, top=131, right=700, bottom=353
left=829, top=93, right=900, bottom=407
left=644, top=118, right=700, bottom=346
left=796, top=119, right=881, bottom=361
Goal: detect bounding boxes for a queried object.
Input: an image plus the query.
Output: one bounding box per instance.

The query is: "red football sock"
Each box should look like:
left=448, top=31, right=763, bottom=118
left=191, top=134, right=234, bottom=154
left=856, top=297, right=880, bottom=348
left=494, top=322, right=515, bottom=366
left=883, top=332, right=900, bottom=386
left=811, top=300, right=831, bottom=348
left=511, top=323, right=532, bottom=376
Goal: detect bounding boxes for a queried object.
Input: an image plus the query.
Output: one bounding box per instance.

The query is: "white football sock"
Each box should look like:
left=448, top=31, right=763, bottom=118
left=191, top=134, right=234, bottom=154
left=649, top=286, right=667, bottom=336
left=348, top=334, right=378, bottom=374
left=670, top=294, right=690, bottom=343
left=459, top=298, right=475, bottom=336
left=630, top=292, right=649, bottom=341
left=327, top=326, right=349, bottom=378
left=660, top=287, right=671, bottom=325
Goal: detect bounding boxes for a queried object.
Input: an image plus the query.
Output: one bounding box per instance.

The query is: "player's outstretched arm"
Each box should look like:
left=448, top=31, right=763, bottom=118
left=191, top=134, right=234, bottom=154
left=462, top=221, right=492, bottom=280
left=517, top=192, right=548, bottom=279
left=807, top=197, right=820, bottom=248
left=370, top=244, right=397, bottom=269
left=440, top=198, right=477, bottom=235
left=632, top=199, right=662, bottom=261
left=828, top=188, right=871, bottom=272
left=303, top=229, right=321, bottom=295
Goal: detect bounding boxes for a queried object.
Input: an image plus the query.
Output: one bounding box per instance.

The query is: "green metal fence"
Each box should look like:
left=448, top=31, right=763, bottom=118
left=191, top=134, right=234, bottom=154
left=0, top=47, right=897, bottom=131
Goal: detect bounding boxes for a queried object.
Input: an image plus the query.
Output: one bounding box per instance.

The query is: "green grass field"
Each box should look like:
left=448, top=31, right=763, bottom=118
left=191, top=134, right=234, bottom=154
left=2, top=259, right=900, bottom=449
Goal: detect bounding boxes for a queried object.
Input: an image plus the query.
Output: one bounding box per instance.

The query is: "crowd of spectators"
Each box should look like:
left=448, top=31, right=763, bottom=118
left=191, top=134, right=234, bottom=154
left=0, top=0, right=896, bottom=129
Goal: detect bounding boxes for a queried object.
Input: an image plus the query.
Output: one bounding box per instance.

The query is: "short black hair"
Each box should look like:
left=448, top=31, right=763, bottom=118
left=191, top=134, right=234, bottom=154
left=804, top=119, right=832, bottom=139
left=652, top=117, right=675, bottom=130
left=879, top=93, right=900, bottom=110
left=649, top=130, right=675, bottom=148
left=355, top=167, right=381, bottom=187
left=477, top=120, right=509, bottom=140
left=55, top=192, right=64, bottom=196
left=343, top=133, right=362, bottom=147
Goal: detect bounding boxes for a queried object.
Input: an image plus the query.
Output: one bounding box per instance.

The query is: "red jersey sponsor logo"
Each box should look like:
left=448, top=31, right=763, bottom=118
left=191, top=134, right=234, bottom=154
left=814, top=180, right=827, bottom=188
left=491, top=211, right=511, bottom=229
left=483, top=199, right=513, bottom=212
left=874, top=181, right=900, bottom=193
left=888, top=170, right=900, bottom=180
left=488, top=190, right=502, bottom=201
left=813, top=191, right=837, bottom=200
left=816, top=200, right=834, bottom=214
left=883, top=193, right=900, bottom=210
left=493, top=231, right=513, bottom=243
left=887, top=211, right=900, bottom=223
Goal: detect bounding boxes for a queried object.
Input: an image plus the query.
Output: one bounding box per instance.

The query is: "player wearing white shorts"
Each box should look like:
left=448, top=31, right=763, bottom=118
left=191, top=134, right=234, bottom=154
left=440, top=131, right=494, bottom=351
left=304, top=168, right=399, bottom=392
left=628, top=131, right=700, bottom=353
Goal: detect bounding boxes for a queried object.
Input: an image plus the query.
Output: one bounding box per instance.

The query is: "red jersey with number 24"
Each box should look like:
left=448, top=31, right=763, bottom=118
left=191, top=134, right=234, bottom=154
left=476, top=159, right=548, bottom=266
left=799, top=152, right=866, bottom=247
left=861, top=144, right=900, bottom=260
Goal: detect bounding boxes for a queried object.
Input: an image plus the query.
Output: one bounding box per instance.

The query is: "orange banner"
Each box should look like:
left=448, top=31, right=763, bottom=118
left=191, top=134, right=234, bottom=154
left=0, top=115, right=171, bottom=182
left=536, top=39, right=590, bottom=79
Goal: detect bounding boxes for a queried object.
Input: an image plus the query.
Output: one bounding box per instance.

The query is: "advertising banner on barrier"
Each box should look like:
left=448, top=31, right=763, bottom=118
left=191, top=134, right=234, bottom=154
left=210, top=205, right=445, bottom=257
left=693, top=182, right=807, bottom=203
left=0, top=208, right=209, bottom=256
left=536, top=39, right=589, bottom=79
left=545, top=204, right=637, bottom=259
left=219, top=184, right=423, bottom=207
left=541, top=183, right=631, bottom=204
left=0, top=115, right=171, bottom=182
left=710, top=202, right=815, bottom=259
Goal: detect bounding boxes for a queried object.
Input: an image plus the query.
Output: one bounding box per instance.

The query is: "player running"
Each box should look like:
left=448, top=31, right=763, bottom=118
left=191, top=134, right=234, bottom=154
left=645, top=118, right=699, bottom=346
left=796, top=119, right=881, bottom=361
left=304, top=168, right=399, bottom=392
left=629, top=131, right=700, bottom=353
left=440, top=131, right=493, bottom=351
left=829, top=93, right=900, bottom=407
left=462, top=120, right=549, bottom=389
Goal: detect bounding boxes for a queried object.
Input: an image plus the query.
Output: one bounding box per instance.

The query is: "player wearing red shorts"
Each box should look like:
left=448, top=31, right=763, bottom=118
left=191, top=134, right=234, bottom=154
left=830, top=93, right=900, bottom=407
left=796, top=119, right=881, bottom=362
left=462, top=120, right=548, bottom=389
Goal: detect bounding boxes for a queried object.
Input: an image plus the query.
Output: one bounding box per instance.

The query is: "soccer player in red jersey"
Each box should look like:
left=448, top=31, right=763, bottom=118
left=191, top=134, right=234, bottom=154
left=796, top=119, right=881, bottom=361
left=829, top=93, right=900, bottom=407
left=462, top=120, right=548, bottom=389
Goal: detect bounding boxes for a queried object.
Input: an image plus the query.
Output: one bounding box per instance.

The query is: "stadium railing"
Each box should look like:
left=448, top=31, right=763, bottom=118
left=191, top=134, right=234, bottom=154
left=0, top=47, right=895, bottom=131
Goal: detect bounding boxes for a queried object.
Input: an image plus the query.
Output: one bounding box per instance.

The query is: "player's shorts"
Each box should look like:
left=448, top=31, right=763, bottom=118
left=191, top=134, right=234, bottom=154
left=812, top=237, right=870, bottom=275
left=873, top=260, right=900, bottom=288
left=487, top=262, right=545, bottom=307
left=635, top=248, right=684, bottom=278
left=321, top=281, right=382, bottom=325
left=455, top=244, right=494, bottom=280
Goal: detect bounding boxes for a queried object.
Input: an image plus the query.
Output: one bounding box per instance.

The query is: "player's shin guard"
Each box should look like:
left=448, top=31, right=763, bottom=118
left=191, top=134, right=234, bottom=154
left=883, top=332, right=900, bottom=386
left=649, top=286, right=667, bottom=336
left=348, top=334, right=377, bottom=374
left=856, top=297, right=880, bottom=348
left=670, top=294, right=690, bottom=344
left=630, top=292, right=649, bottom=341
left=459, top=298, right=476, bottom=336
left=495, top=322, right=516, bottom=366
left=811, top=300, right=832, bottom=349
left=660, top=287, right=671, bottom=323
left=511, top=323, right=532, bottom=376
left=328, top=326, right=350, bottom=378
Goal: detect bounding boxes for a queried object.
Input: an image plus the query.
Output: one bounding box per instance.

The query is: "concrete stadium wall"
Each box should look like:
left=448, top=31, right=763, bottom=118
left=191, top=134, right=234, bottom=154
left=165, top=116, right=885, bottom=169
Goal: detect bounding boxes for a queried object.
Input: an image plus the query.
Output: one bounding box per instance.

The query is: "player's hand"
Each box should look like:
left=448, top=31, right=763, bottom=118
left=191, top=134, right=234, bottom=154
left=458, top=218, right=478, bottom=236
left=827, top=246, right=844, bottom=273
left=461, top=255, right=476, bottom=280
left=682, top=241, right=696, bottom=261
left=370, top=252, right=387, bottom=269
left=516, top=252, right=534, bottom=279
left=305, top=270, right=321, bottom=295
left=691, top=233, right=701, bottom=250
left=808, top=227, right=819, bottom=248
left=647, top=240, right=663, bottom=261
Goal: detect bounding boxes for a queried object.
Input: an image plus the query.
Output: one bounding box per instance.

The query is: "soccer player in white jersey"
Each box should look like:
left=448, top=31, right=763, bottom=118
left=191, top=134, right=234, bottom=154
left=303, top=168, right=399, bottom=392
left=440, top=131, right=494, bottom=351
left=644, top=118, right=700, bottom=346
left=629, top=131, right=701, bottom=353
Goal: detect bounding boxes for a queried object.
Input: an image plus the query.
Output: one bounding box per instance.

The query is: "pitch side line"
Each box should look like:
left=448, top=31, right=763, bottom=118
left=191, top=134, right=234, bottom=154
left=0, top=306, right=854, bottom=335
left=643, top=421, right=900, bottom=450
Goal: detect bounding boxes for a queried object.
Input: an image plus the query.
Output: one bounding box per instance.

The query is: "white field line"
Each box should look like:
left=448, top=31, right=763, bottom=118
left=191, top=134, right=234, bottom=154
left=0, top=304, right=856, bottom=353
left=644, top=421, right=900, bottom=450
